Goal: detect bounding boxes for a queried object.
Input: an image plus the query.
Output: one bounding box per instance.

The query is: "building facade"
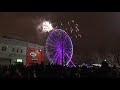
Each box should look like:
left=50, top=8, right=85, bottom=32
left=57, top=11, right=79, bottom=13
left=0, top=36, right=44, bottom=65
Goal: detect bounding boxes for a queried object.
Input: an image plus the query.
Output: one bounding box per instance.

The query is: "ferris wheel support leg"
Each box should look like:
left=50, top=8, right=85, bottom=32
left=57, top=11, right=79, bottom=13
left=66, top=60, right=76, bottom=67
left=64, top=52, right=76, bottom=67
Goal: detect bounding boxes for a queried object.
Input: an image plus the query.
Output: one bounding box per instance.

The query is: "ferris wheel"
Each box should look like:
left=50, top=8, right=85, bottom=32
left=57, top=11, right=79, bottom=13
left=45, top=29, right=75, bottom=67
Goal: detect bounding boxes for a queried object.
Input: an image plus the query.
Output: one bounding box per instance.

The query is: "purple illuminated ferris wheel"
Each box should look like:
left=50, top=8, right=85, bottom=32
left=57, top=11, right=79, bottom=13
left=45, top=29, right=75, bottom=67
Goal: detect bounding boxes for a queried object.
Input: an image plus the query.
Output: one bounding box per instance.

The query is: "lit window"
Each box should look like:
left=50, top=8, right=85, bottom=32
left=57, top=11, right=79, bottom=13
left=16, top=59, right=22, bottom=62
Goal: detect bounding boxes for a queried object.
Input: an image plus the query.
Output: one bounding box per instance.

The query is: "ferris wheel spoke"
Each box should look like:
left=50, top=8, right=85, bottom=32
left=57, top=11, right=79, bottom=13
left=50, top=36, right=57, bottom=43
left=64, top=34, right=68, bottom=40
left=64, top=46, right=70, bottom=49
left=64, top=44, right=73, bottom=48
left=47, top=38, right=57, bottom=45
left=48, top=50, right=57, bottom=56
left=64, top=48, right=72, bottom=52
left=65, top=43, right=73, bottom=48
left=47, top=47, right=57, bottom=51
left=50, top=36, right=62, bottom=46
left=52, top=32, right=61, bottom=41
left=60, top=36, right=66, bottom=44
left=63, top=39, right=69, bottom=46
left=54, top=51, right=60, bottom=64
left=46, top=43, right=58, bottom=47
left=64, top=51, right=71, bottom=55
left=53, top=35, right=62, bottom=44
left=52, top=51, right=59, bottom=63
left=64, top=47, right=72, bottom=50
left=54, top=38, right=61, bottom=45
left=63, top=41, right=68, bottom=47
left=64, top=52, right=71, bottom=59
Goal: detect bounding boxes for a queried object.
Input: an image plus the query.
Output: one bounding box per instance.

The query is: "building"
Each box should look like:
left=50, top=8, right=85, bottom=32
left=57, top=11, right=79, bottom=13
left=0, top=36, right=44, bottom=66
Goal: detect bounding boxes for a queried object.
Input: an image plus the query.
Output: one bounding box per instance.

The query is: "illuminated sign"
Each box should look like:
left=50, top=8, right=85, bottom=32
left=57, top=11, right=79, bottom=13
left=30, top=51, right=38, bottom=60
left=30, top=52, right=36, bottom=57
left=17, top=59, right=22, bottom=62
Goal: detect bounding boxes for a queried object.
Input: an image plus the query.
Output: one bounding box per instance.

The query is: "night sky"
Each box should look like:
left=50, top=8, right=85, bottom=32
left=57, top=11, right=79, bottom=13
left=0, top=12, right=120, bottom=55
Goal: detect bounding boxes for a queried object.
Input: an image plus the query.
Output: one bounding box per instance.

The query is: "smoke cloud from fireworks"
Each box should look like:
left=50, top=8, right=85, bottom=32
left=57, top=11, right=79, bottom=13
left=37, top=20, right=53, bottom=33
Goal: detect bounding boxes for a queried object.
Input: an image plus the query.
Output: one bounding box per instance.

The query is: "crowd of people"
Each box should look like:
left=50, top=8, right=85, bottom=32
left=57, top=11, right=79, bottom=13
left=0, top=61, right=120, bottom=79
